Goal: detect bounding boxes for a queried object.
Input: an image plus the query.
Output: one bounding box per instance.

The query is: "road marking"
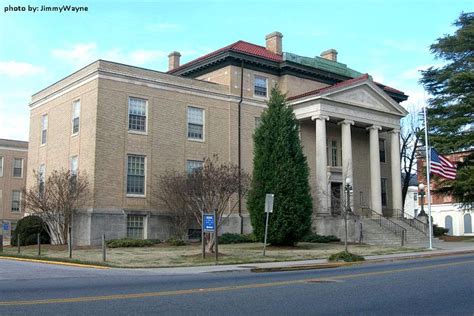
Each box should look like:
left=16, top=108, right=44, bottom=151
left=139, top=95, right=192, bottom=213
left=0, top=259, right=472, bottom=306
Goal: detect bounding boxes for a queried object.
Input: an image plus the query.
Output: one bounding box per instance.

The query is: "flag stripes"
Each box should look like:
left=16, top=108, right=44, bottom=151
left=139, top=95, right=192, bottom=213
left=430, top=148, right=457, bottom=180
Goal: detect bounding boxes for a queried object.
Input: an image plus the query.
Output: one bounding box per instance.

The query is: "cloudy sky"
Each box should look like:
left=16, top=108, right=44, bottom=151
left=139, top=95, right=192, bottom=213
left=0, top=0, right=470, bottom=141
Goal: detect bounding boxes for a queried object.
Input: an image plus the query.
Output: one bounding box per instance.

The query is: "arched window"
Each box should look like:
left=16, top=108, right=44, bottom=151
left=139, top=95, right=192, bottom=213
left=445, top=216, right=453, bottom=236
left=464, top=214, right=472, bottom=234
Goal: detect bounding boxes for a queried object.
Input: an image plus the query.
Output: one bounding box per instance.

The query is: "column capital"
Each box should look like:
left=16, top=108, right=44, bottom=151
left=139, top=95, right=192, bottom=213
left=337, top=119, right=354, bottom=126
left=311, top=115, right=329, bottom=121
left=366, top=125, right=382, bottom=131
left=389, top=128, right=401, bottom=134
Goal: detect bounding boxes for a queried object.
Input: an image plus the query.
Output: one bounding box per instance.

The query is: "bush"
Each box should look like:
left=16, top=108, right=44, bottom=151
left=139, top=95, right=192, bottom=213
left=329, top=251, right=365, bottom=262
left=11, top=215, right=50, bottom=246
left=302, top=233, right=340, bottom=243
left=166, top=238, right=186, bottom=246
left=106, top=238, right=157, bottom=248
left=218, top=233, right=257, bottom=244
left=433, top=224, right=449, bottom=237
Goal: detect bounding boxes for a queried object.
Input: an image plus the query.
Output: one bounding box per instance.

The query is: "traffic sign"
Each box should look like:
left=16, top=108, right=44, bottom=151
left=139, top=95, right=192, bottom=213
left=203, top=214, right=215, bottom=232
left=265, top=194, right=274, bottom=213
left=2, top=223, right=9, bottom=231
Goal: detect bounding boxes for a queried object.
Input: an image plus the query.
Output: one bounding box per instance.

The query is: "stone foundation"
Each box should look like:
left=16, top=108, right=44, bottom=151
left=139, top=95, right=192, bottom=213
left=312, top=215, right=362, bottom=243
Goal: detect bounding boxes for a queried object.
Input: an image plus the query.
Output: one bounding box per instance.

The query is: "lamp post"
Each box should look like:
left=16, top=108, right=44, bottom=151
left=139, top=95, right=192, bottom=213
left=418, top=183, right=427, bottom=217
left=344, top=177, right=352, bottom=253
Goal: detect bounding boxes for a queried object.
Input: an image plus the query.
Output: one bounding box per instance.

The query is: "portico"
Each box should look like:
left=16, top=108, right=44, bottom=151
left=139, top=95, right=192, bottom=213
left=288, top=74, right=408, bottom=218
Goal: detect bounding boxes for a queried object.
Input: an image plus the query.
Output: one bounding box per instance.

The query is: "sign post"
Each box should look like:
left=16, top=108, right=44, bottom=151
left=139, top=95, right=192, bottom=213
left=214, top=209, right=218, bottom=265
left=202, top=213, right=216, bottom=260
left=263, top=193, right=274, bottom=256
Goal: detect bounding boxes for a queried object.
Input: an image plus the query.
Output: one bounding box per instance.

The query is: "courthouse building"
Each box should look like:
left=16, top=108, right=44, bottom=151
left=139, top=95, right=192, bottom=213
left=0, top=139, right=28, bottom=244
left=27, top=32, right=415, bottom=245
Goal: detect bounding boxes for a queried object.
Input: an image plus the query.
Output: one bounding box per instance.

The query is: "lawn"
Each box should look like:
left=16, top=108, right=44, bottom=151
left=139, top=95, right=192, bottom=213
left=1, top=242, right=422, bottom=268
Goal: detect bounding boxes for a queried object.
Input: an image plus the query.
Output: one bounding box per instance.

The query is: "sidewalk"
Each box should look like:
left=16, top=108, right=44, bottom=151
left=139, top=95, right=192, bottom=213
left=133, top=241, right=474, bottom=275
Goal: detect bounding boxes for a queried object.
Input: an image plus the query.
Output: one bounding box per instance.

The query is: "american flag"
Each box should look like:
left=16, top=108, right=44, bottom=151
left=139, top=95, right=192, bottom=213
left=430, top=148, right=457, bottom=180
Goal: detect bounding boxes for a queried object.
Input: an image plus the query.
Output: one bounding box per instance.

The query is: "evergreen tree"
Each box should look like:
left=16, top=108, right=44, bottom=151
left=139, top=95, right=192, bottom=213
left=247, top=87, right=313, bottom=246
left=420, top=12, right=474, bottom=209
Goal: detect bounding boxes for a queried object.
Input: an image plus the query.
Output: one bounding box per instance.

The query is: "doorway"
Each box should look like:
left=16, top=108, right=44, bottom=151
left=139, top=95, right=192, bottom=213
left=331, top=182, right=343, bottom=216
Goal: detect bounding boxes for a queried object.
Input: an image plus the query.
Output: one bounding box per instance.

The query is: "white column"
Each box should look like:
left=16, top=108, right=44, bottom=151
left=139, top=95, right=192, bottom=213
left=390, top=129, right=403, bottom=211
left=339, top=120, right=354, bottom=210
left=313, top=115, right=329, bottom=215
left=367, top=125, right=382, bottom=213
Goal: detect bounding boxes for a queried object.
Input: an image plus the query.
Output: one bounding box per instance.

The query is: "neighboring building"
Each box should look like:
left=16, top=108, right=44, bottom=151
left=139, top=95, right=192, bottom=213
left=417, top=150, right=473, bottom=236
left=28, top=32, right=410, bottom=245
left=0, top=139, right=28, bottom=245
left=402, top=173, right=419, bottom=217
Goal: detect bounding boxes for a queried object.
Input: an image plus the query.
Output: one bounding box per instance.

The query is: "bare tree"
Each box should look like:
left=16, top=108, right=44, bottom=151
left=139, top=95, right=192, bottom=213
left=158, top=155, right=251, bottom=253
left=400, top=107, right=423, bottom=211
left=22, top=169, right=89, bottom=244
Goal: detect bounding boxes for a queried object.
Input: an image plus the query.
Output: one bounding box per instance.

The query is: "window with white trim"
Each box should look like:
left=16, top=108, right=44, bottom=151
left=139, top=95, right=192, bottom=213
left=38, top=164, right=46, bottom=194
left=13, top=158, right=23, bottom=177
left=187, top=107, right=204, bottom=140
left=11, top=191, right=21, bottom=212
left=41, top=114, right=48, bottom=145
left=379, top=139, right=386, bottom=163
left=128, top=97, right=147, bottom=132
left=254, top=117, right=262, bottom=129
left=127, top=155, right=145, bottom=195
left=186, top=160, right=203, bottom=174
left=72, top=100, right=80, bottom=134
left=0, top=156, right=3, bottom=177
left=381, top=178, right=388, bottom=207
left=70, top=156, right=78, bottom=176
left=127, top=215, right=145, bottom=239
left=254, top=76, right=267, bottom=97
left=326, top=139, right=341, bottom=167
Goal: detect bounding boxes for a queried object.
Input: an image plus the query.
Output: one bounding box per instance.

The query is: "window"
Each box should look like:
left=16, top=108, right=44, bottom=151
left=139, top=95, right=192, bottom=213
left=41, top=114, right=48, bottom=145
left=326, top=139, right=341, bottom=167
left=127, top=215, right=145, bottom=239
left=127, top=155, right=145, bottom=195
left=379, top=139, right=386, bottom=163
left=381, top=178, right=388, bottom=207
left=38, top=164, right=46, bottom=194
left=128, top=97, right=147, bottom=132
left=0, top=156, right=3, bottom=177
left=187, top=107, right=204, bottom=140
left=414, top=192, right=418, bottom=201
left=72, top=100, right=80, bottom=134
left=11, top=191, right=21, bottom=212
left=70, top=156, right=78, bottom=175
left=13, top=158, right=23, bottom=177
left=187, top=160, right=203, bottom=174
left=254, top=76, right=267, bottom=97
left=255, top=117, right=262, bottom=129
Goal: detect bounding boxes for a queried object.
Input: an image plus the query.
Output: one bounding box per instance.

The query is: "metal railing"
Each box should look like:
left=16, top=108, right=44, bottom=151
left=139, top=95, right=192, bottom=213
left=389, top=209, right=428, bottom=235
left=359, top=207, right=407, bottom=246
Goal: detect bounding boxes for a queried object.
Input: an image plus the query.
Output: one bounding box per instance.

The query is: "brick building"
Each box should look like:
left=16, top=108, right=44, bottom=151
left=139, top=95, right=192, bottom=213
left=28, top=32, right=416, bottom=245
left=417, top=150, right=473, bottom=236
left=0, top=139, right=28, bottom=245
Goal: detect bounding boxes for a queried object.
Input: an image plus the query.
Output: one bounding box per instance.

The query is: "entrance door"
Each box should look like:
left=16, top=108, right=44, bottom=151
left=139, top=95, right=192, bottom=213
left=331, top=183, right=342, bottom=216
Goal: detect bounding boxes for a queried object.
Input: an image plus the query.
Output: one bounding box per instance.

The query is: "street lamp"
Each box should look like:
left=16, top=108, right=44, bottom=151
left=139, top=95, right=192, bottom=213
left=344, top=177, right=353, bottom=253
left=418, top=183, right=427, bottom=217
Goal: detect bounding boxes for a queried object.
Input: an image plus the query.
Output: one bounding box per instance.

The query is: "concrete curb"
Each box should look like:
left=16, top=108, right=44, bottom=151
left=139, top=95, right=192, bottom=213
left=0, top=256, right=110, bottom=269
left=250, top=250, right=474, bottom=273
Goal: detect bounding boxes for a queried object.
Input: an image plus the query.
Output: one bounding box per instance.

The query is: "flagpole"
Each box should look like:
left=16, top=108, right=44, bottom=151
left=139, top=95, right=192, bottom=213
left=423, top=105, right=433, bottom=250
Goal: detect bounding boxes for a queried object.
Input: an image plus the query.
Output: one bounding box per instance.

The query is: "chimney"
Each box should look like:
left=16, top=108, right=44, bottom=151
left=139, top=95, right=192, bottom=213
left=168, top=51, right=181, bottom=71
left=265, top=32, right=283, bottom=55
left=320, top=49, right=338, bottom=62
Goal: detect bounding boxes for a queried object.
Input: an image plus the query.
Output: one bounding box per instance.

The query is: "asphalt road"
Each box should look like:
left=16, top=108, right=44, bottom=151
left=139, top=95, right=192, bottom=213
left=0, top=254, right=473, bottom=315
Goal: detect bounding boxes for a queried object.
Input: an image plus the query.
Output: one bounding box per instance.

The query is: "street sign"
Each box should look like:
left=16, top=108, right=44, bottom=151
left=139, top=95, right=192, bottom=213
left=203, top=214, right=215, bottom=232
left=265, top=194, right=274, bottom=213
left=2, top=223, right=9, bottom=231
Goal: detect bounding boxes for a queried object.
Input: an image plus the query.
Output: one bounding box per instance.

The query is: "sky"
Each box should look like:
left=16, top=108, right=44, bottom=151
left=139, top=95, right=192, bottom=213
left=0, top=0, right=471, bottom=141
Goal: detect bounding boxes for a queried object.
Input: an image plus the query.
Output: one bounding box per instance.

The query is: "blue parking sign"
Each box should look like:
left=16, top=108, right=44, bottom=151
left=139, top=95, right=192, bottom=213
left=203, top=214, right=215, bottom=232
left=3, top=223, right=9, bottom=231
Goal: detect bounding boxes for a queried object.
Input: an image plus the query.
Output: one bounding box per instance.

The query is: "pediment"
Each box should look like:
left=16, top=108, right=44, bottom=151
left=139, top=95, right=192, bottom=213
left=325, top=82, right=407, bottom=116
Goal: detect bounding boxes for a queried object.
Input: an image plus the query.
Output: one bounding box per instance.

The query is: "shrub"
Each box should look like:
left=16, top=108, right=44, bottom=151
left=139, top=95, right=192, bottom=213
left=106, top=238, right=156, bottom=248
left=166, top=238, right=186, bottom=246
left=218, top=233, right=257, bottom=244
left=11, top=215, right=50, bottom=246
left=302, top=233, right=340, bottom=243
left=329, top=251, right=365, bottom=262
left=433, top=224, right=449, bottom=237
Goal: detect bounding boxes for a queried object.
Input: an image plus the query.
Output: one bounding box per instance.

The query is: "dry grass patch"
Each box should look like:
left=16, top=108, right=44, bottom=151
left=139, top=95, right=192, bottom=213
left=1, top=242, right=422, bottom=268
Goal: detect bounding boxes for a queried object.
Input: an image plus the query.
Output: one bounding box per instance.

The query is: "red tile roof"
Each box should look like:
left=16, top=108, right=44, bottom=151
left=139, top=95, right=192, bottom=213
left=168, top=40, right=283, bottom=74
left=287, top=74, right=370, bottom=101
